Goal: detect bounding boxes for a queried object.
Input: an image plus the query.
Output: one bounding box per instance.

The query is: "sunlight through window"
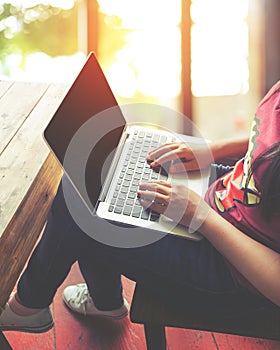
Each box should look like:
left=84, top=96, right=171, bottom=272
left=191, top=0, right=249, bottom=96
left=97, top=0, right=181, bottom=107
left=0, top=0, right=82, bottom=82
left=1, top=0, right=250, bottom=100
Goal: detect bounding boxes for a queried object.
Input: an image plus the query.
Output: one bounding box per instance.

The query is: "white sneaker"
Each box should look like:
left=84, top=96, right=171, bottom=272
left=63, top=283, right=129, bottom=320
left=0, top=303, right=53, bottom=333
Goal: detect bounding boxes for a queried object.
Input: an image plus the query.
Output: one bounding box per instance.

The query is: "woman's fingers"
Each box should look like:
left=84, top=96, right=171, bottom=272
left=138, top=181, right=208, bottom=229
left=138, top=198, right=167, bottom=213
left=169, top=159, right=198, bottom=173
left=138, top=191, right=168, bottom=205
left=138, top=182, right=190, bottom=224
left=147, top=143, right=179, bottom=162
left=147, top=142, right=198, bottom=173
left=138, top=180, right=171, bottom=193
left=138, top=189, right=167, bottom=202
left=138, top=181, right=171, bottom=209
left=150, top=149, right=181, bottom=168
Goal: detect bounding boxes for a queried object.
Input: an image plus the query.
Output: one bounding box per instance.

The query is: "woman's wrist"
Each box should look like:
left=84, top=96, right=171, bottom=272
left=210, top=137, right=249, bottom=163
left=210, top=140, right=228, bottom=161
left=183, top=195, right=212, bottom=232
left=198, top=208, right=221, bottom=237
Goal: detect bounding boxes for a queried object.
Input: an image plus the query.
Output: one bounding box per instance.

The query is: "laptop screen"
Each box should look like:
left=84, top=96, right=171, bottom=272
left=44, top=52, right=126, bottom=209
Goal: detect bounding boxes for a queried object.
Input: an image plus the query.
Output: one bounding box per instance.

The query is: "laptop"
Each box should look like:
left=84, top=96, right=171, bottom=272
left=44, top=52, right=211, bottom=241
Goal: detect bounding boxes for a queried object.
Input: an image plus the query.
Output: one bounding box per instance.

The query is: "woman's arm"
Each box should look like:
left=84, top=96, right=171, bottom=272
left=211, top=136, right=249, bottom=163
left=200, top=209, right=280, bottom=307
left=138, top=182, right=280, bottom=307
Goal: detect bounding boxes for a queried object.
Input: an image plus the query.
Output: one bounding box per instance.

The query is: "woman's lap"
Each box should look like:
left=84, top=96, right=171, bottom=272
left=18, top=171, right=269, bottom=312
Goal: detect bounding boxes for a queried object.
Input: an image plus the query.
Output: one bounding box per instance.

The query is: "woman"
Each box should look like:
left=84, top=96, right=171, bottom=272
left=0, top=81, right=280, bottom=333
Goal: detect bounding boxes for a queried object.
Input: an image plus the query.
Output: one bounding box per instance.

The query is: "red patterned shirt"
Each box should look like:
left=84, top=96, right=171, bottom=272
left=204, top=80, right=280, bottom=291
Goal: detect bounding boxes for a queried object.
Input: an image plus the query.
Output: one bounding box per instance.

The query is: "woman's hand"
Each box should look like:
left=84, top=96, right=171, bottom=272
left=138, top=180, right=210, bottom=229
left=146, top=142, right=213, bottom=173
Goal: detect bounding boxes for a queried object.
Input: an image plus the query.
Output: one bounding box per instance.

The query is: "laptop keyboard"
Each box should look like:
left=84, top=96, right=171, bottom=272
left=108, top=129, right=176, bottom=222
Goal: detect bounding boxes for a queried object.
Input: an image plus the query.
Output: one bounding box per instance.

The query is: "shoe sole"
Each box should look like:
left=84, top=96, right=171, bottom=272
left=62, top=297, right=128, bottom=320
left=0, top=320, right=54, bottom=334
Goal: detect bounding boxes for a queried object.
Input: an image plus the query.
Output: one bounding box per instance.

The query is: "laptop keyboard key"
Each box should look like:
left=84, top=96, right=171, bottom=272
left=132, top=206, right=142, bottom=218
left=114, top=207, right=122, bottom=214
left=128, top=192, right=136, bottom=199
left=116, top=199, right=125, bottom=207
left=126, top=199, right=134, bottom=206
left=141, top=210, right=149, bottom=220
left=123, top=206, right=132, bottom=215
left=150, top=212, right=160, bottom=222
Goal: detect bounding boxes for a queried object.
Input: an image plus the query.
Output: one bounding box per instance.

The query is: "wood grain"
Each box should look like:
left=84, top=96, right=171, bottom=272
left=0, top=81, right=68, bottom=309
left=0, top=82, right=68, bottom=236
left=0, top=81, right=13, bottom=99
left=0, top=82, right=48, bottom=154
left=0, top=153, right=62, bottom=307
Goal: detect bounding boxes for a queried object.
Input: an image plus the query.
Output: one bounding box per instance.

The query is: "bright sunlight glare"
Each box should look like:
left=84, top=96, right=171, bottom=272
left=1, top=0, right=250, bottom=99
left=191, top=0, right=249, bottom=96
left=98, top=0, right=181, bottom=101
left=0, top=0, right=74, bottom=10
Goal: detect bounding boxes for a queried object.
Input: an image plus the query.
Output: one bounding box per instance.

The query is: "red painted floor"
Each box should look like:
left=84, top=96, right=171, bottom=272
left=4, top=263, right=280, bottom=349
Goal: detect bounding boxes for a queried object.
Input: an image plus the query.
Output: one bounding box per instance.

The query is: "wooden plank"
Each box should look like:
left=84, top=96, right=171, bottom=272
left=5, top=305, right=55, bottom=350
left=213, top=333, right=280, bottom=350
left=0, top=83, right=68, bottom=237
left=0, top=81, right=13, bottom=99
left=0, top=81, right=49, bottom=154
left=54, top=264, right=146, bottom=350
left=5, top=329, right=55, bottom=350
left=0, top=153, right=62, bottom=307
left=54, top=267, right=217, bottom=350
left=9, top=266, right=279, bottom=350
left=166, top=329, right=217, bottom=350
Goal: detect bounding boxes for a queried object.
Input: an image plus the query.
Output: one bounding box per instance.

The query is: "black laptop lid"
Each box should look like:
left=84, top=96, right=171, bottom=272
left=44, top=52, right=126, bottom=209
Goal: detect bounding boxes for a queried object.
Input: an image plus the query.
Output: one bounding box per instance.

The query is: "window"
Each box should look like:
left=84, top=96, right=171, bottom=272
left=0, top=0, right=183, bottom=110
left=96, top=0, right=182, bottom=109
left=191, top=0, right=249, bottom=97
left=0, top=0, right=84, bottom=82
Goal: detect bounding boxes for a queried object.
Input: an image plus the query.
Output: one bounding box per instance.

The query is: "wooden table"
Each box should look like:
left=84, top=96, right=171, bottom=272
left=0, top=81, right=67, bottom=348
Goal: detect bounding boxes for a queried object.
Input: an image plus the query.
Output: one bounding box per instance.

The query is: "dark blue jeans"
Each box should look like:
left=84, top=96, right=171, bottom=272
left=17, top=166, right=270, bottom=314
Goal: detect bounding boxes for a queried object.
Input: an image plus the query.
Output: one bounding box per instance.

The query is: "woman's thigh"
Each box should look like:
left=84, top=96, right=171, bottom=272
left=81, top=230, right=237, bottom=295
left=51, top=176, right=238, bottom=295
left=81, top=232, right=273, bottom=316
left=49, top=177, right=271, bottom=313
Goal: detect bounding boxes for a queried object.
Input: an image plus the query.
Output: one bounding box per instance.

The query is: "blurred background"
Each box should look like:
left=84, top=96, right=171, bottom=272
left=0, top=0, right=279, bottom=140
